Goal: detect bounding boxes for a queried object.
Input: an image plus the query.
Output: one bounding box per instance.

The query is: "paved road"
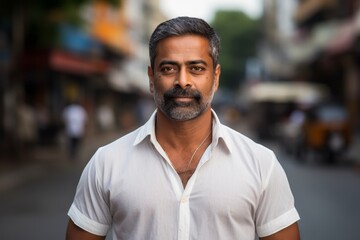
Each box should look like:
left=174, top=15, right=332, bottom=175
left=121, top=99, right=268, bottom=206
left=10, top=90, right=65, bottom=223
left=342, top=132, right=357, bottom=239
left=0, top=164, right=81, bottom=240
left=0, top=140, right=359, bottom=240
left=0, top=131, right=121, bottom=240
left=274, top=144, right=360, bottom=240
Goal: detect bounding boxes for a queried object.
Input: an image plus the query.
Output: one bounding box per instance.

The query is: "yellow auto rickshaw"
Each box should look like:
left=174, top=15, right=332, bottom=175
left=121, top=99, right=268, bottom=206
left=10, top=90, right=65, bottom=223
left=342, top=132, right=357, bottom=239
left=301, top=103, right=352, bottom=163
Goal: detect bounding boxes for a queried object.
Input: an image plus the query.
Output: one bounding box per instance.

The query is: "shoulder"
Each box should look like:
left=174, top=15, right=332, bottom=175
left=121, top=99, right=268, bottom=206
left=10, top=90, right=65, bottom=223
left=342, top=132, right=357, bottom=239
left=82, top=128, right=142, bottom=180
left=96, top=128, right=141, bottom=161
left=212, top=110, right=275, bottom=163
left=218, top=124, right=278, bottom=181
left=221, top=124, right=275, bottom=160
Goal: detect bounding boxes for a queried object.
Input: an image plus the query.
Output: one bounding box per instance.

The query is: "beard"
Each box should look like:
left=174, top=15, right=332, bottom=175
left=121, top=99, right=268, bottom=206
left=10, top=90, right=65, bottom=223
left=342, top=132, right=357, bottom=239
left=153, top=84, right=215, bottom=121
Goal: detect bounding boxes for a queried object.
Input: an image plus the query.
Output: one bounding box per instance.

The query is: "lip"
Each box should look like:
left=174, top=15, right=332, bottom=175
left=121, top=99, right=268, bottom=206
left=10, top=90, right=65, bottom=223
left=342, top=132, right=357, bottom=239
left=173, top=97, right=193, bottom=102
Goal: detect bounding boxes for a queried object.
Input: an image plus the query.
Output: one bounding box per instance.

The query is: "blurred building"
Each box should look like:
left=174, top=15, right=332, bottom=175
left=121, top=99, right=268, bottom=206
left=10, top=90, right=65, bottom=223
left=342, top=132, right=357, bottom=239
left=261, top=0, right=298, bottom=80
left=260, top=0, right=360, bottom=130
left=0, top=0, right=165, bottom=160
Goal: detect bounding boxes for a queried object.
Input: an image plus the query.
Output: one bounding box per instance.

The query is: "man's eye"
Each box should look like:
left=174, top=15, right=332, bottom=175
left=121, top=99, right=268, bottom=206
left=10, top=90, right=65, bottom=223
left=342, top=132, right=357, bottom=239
left=191, top=66, right=205, bottom=72
left=161, top=66, right=175, bottom=73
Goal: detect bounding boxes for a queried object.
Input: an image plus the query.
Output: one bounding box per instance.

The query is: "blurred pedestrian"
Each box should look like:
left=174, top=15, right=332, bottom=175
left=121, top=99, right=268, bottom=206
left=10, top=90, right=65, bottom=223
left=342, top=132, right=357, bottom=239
left=96, top=102, right=115, bottom=132
left=66, top=17, right=300, bottom=240
left=16, top=101, right=38, bottom=160
left=62, top=100, right=87, bottom=160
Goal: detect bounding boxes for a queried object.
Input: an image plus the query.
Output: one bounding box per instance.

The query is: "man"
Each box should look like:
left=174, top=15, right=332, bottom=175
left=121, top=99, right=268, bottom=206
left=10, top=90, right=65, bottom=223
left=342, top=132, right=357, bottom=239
left=66, top=16, right=300, bottom=240
left=62, top=100, right=88, bottom=159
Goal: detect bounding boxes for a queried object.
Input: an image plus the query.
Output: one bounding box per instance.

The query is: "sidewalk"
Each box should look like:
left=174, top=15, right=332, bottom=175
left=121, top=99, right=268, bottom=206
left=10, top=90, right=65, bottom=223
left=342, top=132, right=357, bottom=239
left=0, top=130, right=124, bottom=192
left=346, top=133, right=360, bottom=170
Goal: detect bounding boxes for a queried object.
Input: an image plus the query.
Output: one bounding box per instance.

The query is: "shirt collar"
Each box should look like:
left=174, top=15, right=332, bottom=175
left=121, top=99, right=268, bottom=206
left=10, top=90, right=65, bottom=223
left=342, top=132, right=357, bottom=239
left=211, top=109, right=233, bottom=154
left=134, top=109, right=233, bottom=154
left=133, top=110, right=157, bottom=146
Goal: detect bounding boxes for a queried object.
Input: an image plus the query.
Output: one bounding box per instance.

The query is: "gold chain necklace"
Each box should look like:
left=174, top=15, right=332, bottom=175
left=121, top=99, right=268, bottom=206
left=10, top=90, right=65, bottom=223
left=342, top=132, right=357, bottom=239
left=178, top=132, right=211, bottom=174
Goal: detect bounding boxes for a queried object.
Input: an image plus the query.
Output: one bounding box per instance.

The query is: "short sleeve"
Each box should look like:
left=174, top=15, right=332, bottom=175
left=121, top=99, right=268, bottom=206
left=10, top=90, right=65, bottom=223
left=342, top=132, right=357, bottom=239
left=68, top=149, right=111, bottom=236
left=255, top=153, right=300, bottom=237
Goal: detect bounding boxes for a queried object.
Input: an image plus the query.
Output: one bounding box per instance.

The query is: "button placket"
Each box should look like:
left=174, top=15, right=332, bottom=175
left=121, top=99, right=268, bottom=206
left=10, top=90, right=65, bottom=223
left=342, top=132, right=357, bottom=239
left=177, top=147, right=211, bottom=240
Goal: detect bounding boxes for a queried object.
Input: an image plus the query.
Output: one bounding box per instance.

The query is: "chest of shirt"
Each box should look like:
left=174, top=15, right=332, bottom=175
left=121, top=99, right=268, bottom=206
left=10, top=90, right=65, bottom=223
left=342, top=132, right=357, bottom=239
left=104, top=148, right=261, bottom=221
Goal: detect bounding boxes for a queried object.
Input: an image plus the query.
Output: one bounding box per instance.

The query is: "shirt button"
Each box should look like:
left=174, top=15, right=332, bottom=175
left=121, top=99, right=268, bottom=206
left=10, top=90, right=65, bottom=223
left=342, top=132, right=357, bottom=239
left=180, top=196, right=188, bottom=203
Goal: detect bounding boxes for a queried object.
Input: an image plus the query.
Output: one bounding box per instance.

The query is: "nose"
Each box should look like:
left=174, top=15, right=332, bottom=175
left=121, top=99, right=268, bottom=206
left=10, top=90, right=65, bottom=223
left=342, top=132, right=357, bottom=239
left=175, top=68, right=192, bottom=89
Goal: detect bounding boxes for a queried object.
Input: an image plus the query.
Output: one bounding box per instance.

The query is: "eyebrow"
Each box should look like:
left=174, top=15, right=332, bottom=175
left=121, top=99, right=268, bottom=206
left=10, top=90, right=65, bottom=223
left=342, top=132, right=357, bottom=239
left=187, top=60, right=208, bottom=66
left=158, top=59, right=208, bottom=67
left=159, top=60, right=178, bottom=67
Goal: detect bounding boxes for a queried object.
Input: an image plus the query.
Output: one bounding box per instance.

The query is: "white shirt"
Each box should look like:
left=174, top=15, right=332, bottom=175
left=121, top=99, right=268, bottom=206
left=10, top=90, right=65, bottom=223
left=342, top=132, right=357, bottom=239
left=62, top=104, right=87, bottom=137
left=68, top=110, right=300, bottom=240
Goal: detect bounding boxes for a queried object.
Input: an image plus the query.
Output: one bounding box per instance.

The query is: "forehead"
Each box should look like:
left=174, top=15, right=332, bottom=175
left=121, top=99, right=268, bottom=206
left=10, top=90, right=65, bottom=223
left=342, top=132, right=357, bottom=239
left=154, top=35, right=211, bottom=64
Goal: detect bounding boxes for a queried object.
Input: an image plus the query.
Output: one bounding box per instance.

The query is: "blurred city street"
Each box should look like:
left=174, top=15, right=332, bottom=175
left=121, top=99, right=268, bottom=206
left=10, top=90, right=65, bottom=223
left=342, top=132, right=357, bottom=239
left=271, top=141, right=360, bottom=240
left=1, top=0, right=360, bottom=240
left=0, top=129, right=360, bottom=240
left=0, top=130, right=123, bottom=240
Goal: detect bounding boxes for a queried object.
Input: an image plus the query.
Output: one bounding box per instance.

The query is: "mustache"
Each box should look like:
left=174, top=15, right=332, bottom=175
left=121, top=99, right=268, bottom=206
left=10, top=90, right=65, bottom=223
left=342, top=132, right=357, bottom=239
left=164, top=87, right=201, bottom=100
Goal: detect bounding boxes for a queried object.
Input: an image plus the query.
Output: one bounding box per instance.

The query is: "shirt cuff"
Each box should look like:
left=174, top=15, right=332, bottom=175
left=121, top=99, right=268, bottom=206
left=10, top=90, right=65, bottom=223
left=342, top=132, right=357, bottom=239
left=68, top=203, right=110, bottom=236
left=257, top=208, right=300, bottom=237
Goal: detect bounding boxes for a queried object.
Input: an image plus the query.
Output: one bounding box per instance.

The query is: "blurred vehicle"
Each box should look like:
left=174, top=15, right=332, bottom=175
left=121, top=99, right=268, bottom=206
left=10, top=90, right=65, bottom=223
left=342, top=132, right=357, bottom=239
left=289, top=103, right=352, bottom=164
left=246, top=81, right=330, bottom=140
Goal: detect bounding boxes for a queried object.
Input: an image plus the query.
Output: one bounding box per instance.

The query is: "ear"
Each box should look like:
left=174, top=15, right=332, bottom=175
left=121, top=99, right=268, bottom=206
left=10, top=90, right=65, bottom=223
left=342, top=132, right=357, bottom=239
left=148, top=66, right=154, bottom=94
left=214, top=64, right=221, bottom=92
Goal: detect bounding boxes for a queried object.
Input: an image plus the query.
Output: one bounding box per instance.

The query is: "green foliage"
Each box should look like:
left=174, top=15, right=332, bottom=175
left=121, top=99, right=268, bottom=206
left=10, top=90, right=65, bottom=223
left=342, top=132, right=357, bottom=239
left=211, top=11, right=261, bottom=90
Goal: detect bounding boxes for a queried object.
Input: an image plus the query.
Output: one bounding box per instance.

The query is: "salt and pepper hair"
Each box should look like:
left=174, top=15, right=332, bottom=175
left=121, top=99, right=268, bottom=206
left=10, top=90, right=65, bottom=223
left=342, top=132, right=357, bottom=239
left=149, top=16, right=220, bottom=70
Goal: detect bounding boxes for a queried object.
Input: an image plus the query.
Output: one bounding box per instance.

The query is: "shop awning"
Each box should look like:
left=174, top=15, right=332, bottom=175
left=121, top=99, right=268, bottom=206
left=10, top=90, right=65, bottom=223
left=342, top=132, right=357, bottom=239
left=50, top=50, right=110, bottom=75
left=247, top=82, right=329, bottom=104
left=19, top=50, right=110, bottom=75
left=89, top=1, right=135, bottom=57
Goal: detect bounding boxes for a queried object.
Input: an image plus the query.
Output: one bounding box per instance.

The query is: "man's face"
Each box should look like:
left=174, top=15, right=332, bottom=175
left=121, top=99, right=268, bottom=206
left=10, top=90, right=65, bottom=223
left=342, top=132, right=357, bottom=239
left=148, top=35, right=220, bottom=121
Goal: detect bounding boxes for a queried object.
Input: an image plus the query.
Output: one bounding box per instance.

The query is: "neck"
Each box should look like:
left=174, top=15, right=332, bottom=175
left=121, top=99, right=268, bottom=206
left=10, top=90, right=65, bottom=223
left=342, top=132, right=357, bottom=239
left=155, top=108, right=212, bottom=148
